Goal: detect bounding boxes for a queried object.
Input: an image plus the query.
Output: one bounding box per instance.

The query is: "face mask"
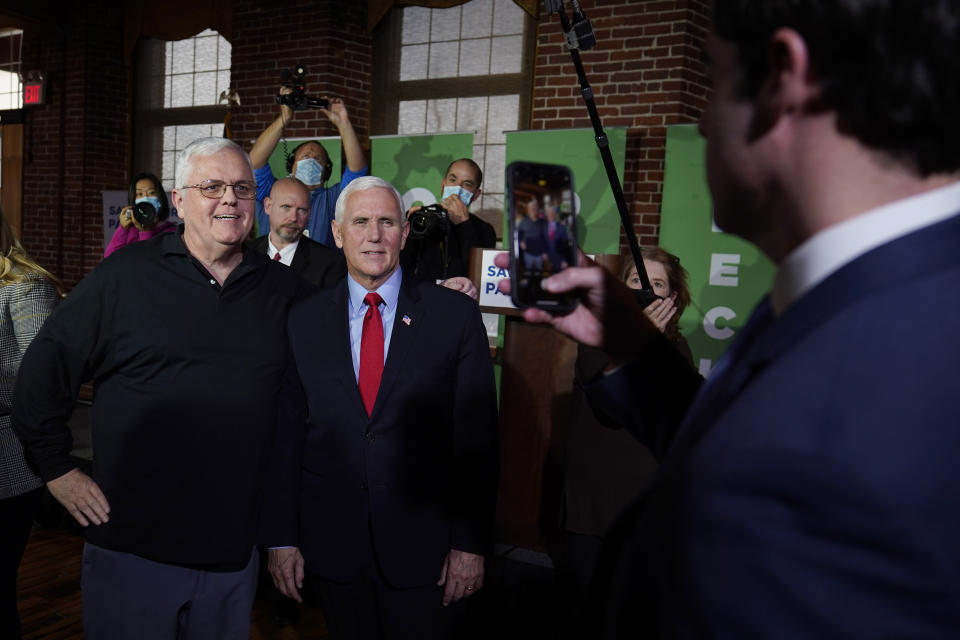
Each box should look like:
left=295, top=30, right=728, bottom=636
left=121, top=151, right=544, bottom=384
left=135, top=196, right=162, bottom=211
left=294, top=157, right=325, bottom=185
left=442, top=185, right=473, bottom=207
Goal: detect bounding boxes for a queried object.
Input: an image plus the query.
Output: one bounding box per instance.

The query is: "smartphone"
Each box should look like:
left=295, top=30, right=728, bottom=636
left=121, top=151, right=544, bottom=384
left=506, top=161, right=578, bottom=312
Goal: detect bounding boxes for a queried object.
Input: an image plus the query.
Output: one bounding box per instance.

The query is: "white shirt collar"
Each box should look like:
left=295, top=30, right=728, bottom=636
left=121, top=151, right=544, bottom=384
left=771, top=180, right=960, bottom=316
left=267, top=238, right=299, bottom=267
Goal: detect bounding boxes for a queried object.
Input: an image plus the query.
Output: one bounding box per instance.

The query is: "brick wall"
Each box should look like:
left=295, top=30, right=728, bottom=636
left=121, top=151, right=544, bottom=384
left=20, top=0, right=130, bottom=289
left=531, top=0, right=710, bottom=249
left=230, top=0, right=372, bottom=160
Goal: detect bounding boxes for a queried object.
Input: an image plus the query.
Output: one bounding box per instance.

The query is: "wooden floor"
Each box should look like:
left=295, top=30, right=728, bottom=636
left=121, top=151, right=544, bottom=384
left=17, top=525, right=330, bottom=639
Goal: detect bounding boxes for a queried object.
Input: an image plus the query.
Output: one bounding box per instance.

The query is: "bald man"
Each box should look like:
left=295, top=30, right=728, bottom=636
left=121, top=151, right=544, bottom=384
left=248, top=177, right=345, bottom=289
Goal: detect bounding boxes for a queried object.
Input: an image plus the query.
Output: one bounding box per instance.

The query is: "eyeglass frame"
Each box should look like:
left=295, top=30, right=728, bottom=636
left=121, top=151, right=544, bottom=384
left=178, top=179, right=259, bottom=200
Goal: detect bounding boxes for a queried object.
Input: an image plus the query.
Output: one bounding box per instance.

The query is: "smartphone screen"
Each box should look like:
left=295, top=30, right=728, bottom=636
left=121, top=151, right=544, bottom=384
left=507, top=161, right=578, bottom=311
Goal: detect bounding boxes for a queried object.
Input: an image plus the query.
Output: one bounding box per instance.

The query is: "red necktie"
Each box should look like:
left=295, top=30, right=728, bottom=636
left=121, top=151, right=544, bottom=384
left=273, top=251, right=282, bottom=261
left=358, top=292, right=384, bottom=416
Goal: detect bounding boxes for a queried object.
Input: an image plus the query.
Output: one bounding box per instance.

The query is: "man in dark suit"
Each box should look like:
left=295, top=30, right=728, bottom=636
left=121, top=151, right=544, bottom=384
left=248, top=177, right=345, bottom=288
left=498, top=0, right=960, bottom=636
left=265, top=176, right=498, bottom=639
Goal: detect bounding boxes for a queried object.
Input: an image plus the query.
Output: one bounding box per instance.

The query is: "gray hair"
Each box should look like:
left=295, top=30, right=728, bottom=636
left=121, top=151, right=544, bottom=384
left=334, top=176, right=406, bottom=224
left=175, top=137, right=253, bottom=188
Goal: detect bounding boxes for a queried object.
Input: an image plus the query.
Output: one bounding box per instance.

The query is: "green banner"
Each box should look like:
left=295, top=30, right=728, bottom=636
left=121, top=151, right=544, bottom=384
left=659, top=124, right=775, bottom=376
left=370, top=133, right=474, bottom=209
left=266, top=136, right=343, bottom=185
left=505, top=128, right=625, bottom=254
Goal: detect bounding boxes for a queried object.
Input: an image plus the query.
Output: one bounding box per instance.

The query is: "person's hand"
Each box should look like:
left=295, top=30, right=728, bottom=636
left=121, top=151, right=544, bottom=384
left=268, top=547, right=305, bottom=603
left=644, top=292, right=677, bottom=333
left=437, top=549, right=484, bottom=606
left=47, top=468, right=110, bottom=527
left=441, top=193, right=470, bottom=225
left=277, top=85, right=294, bottom=125
left=494, top=251, right=657, bottom=361
left=118, top=206, right=134, bottom=230
left=441, top=276, right=478, bottom=301
left=321, top=96, right=351, bottom=130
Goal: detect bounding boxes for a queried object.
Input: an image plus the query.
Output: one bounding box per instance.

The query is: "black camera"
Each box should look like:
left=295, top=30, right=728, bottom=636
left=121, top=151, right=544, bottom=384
left=132, top=201, right=159, bottom=228
left=408, top=203, right=450, bottom=238
left=276, top=64, right=329, bottom=111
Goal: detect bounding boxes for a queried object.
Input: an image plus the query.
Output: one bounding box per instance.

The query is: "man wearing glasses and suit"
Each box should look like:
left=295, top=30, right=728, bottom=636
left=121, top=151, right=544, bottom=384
left=13, top=137, right=306, bottom=639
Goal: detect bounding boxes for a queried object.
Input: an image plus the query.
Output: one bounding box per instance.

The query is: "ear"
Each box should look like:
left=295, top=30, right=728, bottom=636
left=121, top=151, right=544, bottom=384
left=758, top=28, right=819, bottom=122
left=400, top=220, right=410, bottom=250
left=171, top=189, right=185, bottom=220
left=470, top=187, right=482, bottom=205
left=264, top=196, right=273, bottom=217
left=331, top=219, right=343, bottom=249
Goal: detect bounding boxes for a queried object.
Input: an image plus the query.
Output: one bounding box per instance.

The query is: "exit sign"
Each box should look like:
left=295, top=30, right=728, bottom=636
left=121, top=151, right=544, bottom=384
left=23, top=81, right=45, bottom=106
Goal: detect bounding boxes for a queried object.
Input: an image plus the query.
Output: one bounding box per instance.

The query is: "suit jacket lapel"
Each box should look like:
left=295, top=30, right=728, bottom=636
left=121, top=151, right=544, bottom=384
left=370, top=274, right=424, bottom=419
left=323, top=279, right=367, bottom=418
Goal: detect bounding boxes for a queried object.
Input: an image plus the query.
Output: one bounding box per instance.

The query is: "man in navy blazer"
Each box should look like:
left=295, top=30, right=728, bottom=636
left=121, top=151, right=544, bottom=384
left=499, top=0, right=960, bottom=636
left=265, top=176, right=498, bottom=639
left=248, top=177, right=346, bottom=289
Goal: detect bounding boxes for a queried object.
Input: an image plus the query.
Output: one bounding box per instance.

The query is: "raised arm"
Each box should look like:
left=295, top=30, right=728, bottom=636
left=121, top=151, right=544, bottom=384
left=249, top=86, right=295, bottom=170
left=321, top=97, right=365, bottom=173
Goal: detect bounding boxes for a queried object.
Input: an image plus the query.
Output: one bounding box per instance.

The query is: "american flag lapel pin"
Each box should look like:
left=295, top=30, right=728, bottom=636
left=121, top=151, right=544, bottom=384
left=402, top=314, right=412, bottom=326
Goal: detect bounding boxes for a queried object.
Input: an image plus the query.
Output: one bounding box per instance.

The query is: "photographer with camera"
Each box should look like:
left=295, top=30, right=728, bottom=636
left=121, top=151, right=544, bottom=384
left=250, top=73, right=367, bottom=249
left=104, top=172, right=177, bottom=257
left=400, top=158, right=496, bottom=282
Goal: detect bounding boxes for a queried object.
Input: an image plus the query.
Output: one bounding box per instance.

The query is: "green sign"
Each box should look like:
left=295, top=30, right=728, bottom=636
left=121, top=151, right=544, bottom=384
left=659, top=124, right=775, bottom=376
left=370, top=133, right=474, bottom=209
left=505, top=127, right=626, bottom=254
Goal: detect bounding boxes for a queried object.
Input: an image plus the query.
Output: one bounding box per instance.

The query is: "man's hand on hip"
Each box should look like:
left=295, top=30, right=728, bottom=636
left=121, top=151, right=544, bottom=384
left=47, top=468, right=110, bottom=527
left=437, top=548, right=484, bottom=606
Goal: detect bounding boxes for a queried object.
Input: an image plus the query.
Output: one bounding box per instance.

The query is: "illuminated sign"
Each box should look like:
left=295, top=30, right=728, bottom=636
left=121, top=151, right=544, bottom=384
left=23, top=81, right=45, bottom=106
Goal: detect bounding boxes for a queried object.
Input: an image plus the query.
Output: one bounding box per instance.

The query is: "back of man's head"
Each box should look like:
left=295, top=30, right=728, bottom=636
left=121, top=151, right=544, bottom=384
left=713, top=0, right=960, bottom=176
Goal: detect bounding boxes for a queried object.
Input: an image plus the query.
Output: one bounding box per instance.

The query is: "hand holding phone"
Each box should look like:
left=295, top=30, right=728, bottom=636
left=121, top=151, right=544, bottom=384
left=507, top=161, right=578, bottom=312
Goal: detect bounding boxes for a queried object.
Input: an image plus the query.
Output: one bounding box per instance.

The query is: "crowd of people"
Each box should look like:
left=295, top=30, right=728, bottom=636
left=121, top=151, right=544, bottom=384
left=3, top=0, right=960, bottom=638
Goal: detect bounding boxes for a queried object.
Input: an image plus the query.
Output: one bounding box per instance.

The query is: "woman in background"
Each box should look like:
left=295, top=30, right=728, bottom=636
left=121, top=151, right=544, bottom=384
left=0, top=206, right=62, bottom=639
left=553, top=247, right=693, bottom=637
left=104, top=172, right=176, bottom=257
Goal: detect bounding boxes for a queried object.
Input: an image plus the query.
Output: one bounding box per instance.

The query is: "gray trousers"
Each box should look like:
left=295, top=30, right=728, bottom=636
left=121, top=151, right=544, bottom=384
left=81, top=543, right=259, bottom=640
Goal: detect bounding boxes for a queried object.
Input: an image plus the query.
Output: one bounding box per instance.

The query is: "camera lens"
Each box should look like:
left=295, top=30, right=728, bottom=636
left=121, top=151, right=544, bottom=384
left=133, top=201, right=158, bottom=227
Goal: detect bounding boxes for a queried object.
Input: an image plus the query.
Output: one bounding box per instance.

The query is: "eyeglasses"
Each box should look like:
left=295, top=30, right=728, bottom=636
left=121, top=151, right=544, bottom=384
left=179, top=180, right=257, bottom=200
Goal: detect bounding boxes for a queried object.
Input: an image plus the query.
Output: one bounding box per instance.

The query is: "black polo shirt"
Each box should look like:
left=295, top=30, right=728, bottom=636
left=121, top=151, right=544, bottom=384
left=13, top=231, right=307, bottom=566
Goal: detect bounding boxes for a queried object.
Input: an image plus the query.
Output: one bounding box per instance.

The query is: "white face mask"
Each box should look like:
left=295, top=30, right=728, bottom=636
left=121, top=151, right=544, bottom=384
left=442, top=185, right=473, bottom=207
left=294, top=157, right=325, bottom=185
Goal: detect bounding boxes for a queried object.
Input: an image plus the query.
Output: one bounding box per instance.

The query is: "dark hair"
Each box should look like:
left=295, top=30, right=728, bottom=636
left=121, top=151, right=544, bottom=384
left=285, top=140, right=333, bottom=183
left=713, top=0, right=960, bottom=176
left=128, top=172, right=170, bottom=221
left=445, top=158, right=483, bottom=188
left=620, top=247, right=691, bottom=342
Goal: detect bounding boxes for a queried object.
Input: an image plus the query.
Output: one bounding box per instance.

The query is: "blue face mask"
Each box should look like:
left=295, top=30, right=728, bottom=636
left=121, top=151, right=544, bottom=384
left=135, top=196, right=163, bottom=212
left=442, top=185, right=473, bottom=207
left=294, top=157, right=325, bottom=186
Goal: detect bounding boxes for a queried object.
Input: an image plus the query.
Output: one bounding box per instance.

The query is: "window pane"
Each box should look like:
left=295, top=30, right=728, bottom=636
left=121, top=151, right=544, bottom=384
left=456, top=97, right=488, bottom=140
left=489, top=35, right=522, bottom=74
left=461, top=0, right=493, bottom=39
left=194, top=36, right=218, bottom=72
left=165, top=42, right=173, bottom=74
left=171, top=39, right=193, bottom=74
left=400, top=44, right=428, bottom=82
left=430, top=6, right=461, bottom=42
left=458, top=38, right=490, bottom=77
left=193, top=71, right=217, bottom=106
left=402, top=6, right=431, bottom=44
left=487, top=94, right=519, bottom=144
left=483, top=143, right=506, bottom=199
left=398, top=100, right=427, bottom=134
left=428, top=41, right=459, bottom=79
left=170, top=73, right=193, bottom=107
left=492, top=0, right=524, bottom=35
left=217, top=39, right=231, bottom=71
left=425, top=98, right=457, bottom=132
